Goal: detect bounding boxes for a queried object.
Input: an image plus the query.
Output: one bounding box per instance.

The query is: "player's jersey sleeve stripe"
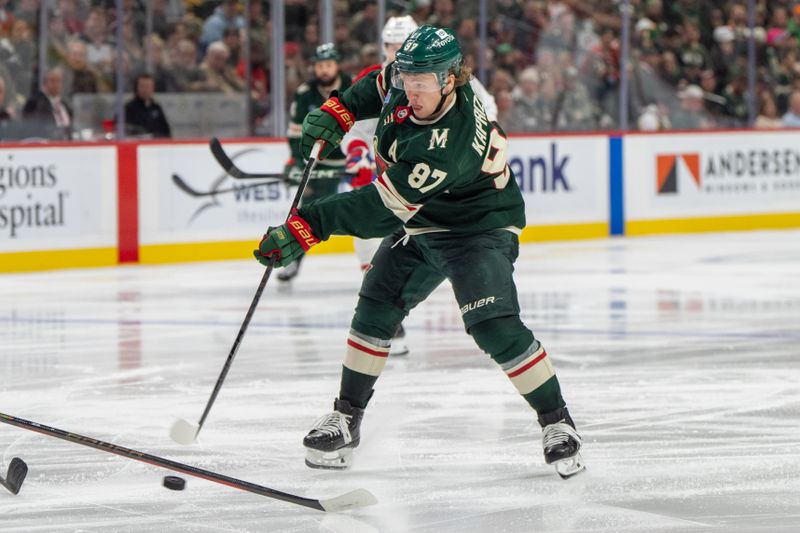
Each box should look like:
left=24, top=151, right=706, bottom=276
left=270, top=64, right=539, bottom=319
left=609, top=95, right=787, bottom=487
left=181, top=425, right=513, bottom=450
left=376, top=71, right=387, bottom=101
left=373, top=174, right=422, bottom=223
left=354, top=63, right=382, bottom=83
left=344, top=331, right=390, bottom=377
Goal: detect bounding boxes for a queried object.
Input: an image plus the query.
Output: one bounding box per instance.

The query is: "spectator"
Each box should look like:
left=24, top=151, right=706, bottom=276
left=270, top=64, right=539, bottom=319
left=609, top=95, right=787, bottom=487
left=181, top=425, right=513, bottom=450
left=247, top=0, right=270, bottom=47
left=489, top=68, right=514, bottom=95
left=301, top=23, right=320, bottom=59
left=428, top=0, right=457, bottom=28
left=0, top=64, right=19, bottom=113
left=120, top=16, right=145, bottom=75
left=285, top=0, right=309, bottom=42
left=165, top=39, right=207, bottom=92
left=711, top=26, right=739, bottom=85
left=334, top=18, right=362, bottom=67
left=222, top=26, right=242, bottom=68
left=12, top=0, right=37, bottom=27
left=57, top=0, right=85, bottom=35
left=62, top=40, right=104, bottom=97
left=771, top=47, right=799, bottom=111
left=200, top=41, right=244, bottom=94
left=658, top=50, right=682, bottom=87
left=200, top=0, right=244, bottom=51
left=284, top=41, right=306, bottom=97
left=671, top=84, right=710, bottom=130
left=781, top=90, right=800, bottom=127
left=767, top=6, right=790, bottom=48
left=698, top=69, right=726, bottom=122
left=513, top=0, right=547, bottom=65
left=508, top=66, right=542, bottom=132
left=632, top=46, right=663, bottom=111
left=456, top=18, right=478, bottom=59
left=0, top=0, right=14, bottom=36
left=124, top=73, right=172, bottom=138
left=637, top=104, right=665, bottom=131
left=0, top=76, right=16, bottom=128
left=1, top=20, right=36, bottom=99
left=409, top=0, right=433, bottom=24
left=237, top=35, right=269, bottom=115
left=495, top=88, right=514, bottom=129
left=787, top=6, right=800, bottom=44
left=81, top=8, right=114, bottom=82
left=141, top=34, right=170, bottom=92
left=22, top=67, right=73, bottom=140
left=46, top=11, right=71, bottom=68
left=722, top=75, right=748, bottom=125
left=755, top=91, right=782, bottom=129
left=680, top=21, right=711, bottom=83
left=352, top=1, right=379, bottom=44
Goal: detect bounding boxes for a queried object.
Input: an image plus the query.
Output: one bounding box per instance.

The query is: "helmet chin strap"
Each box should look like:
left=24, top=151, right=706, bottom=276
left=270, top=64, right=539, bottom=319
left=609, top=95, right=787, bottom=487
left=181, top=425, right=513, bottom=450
left=428, top=85, right=454, bottom=118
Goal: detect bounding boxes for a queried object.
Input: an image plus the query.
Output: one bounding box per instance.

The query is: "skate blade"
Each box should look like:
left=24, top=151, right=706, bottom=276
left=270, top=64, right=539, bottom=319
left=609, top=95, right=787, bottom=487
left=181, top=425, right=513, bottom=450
left=389, top=341, right=409, bottom=357
left=555, top=452, right=586, bottom=479
left=305, top=447, right=353, bottom=470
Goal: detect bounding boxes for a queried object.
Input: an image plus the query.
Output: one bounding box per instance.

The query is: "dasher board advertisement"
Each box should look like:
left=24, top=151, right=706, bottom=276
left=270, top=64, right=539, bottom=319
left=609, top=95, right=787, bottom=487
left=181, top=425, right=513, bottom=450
left=137, top=142, right=293, bottom=246
left=0, top=146, right=117, bottom=253
left=625, top=131, right=800, bottom=221
left=507, top=135, right=609, bottom=226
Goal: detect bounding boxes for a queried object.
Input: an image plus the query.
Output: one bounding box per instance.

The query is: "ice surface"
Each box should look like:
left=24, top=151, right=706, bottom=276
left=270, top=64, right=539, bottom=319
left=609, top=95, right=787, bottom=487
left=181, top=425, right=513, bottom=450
left=1, top=230, right=799, bottom=532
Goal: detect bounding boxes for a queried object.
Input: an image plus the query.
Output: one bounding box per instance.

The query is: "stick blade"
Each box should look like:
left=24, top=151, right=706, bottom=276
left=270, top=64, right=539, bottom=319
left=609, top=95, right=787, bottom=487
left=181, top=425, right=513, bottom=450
left=318, top=488, right=378, bottom=513
left=169, top=418, right=199, bottom=445
left=2, top=457, right=28, bottom=495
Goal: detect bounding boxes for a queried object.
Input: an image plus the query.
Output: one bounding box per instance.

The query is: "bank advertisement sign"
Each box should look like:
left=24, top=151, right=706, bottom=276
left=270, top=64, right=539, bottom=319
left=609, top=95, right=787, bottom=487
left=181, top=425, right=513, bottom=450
left=137, top=142, right=293, bottom=245
left=625, top=131, right=800, bottom=219
left=0, top=146, right=117, bottom=252
left=507, top=135, right=608, bottom=225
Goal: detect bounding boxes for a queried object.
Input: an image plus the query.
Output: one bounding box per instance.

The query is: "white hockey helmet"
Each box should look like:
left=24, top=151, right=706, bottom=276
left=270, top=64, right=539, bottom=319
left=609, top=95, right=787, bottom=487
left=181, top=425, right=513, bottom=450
left=382, top=15, right=419, bottom=44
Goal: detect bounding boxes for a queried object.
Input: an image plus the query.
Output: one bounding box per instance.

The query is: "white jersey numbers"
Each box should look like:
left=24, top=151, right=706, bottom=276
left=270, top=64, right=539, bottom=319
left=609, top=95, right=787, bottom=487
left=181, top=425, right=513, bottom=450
left=481, top=127, right=511, bottom=190
left=408, top=162, right=448, bottom=194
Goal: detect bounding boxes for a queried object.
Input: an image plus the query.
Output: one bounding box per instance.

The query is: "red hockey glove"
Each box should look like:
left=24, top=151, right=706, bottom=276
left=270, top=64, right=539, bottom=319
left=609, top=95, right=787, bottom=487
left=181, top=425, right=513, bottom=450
left=301, top=95, right=355, bottom=161
left=254, top=210, right=320, bottom=267
left=344, top=139, right=375, bottom=188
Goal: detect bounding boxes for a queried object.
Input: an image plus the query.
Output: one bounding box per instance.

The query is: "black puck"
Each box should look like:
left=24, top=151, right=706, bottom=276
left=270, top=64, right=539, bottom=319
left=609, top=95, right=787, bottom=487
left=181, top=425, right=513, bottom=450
left=163, top=475, right=186, bottom=491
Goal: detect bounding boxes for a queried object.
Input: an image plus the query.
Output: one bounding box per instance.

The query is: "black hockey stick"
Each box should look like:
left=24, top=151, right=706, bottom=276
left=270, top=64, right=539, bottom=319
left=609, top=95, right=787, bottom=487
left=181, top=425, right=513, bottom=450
left=171, top=173, right=283, bottom=198
left=0, top=412, right=375, bottom=511
left=209, top=137, right=341, bottom=180
left=0, top=457, right=27, bottom=495
left=209, top=137, right=287, bottom=180
left=170, top=140, right=325, bottom=446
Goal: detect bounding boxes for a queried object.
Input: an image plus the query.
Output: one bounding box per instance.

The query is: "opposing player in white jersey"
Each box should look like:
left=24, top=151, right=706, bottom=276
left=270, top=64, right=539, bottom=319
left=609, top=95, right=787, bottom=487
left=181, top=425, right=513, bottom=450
left=340, top=16, right=499, bottom=356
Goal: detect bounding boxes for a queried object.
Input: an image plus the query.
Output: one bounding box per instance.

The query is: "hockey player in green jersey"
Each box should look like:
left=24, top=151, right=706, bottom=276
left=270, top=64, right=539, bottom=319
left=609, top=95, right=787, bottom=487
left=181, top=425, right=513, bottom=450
left=255, top=26, right=585, bottom=478
left=280, top=42, right=352, bottom=282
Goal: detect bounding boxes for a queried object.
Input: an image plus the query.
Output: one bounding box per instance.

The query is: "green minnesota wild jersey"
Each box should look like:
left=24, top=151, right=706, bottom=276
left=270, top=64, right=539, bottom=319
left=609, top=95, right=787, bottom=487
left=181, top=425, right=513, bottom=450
left=299, top=65, right=526, bottom=239
left=287, top=73, right=352, bottom=167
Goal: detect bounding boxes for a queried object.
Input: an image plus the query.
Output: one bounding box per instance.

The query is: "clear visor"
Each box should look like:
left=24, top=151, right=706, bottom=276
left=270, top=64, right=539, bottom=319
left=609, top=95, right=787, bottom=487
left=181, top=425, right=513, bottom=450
left=391, top=66, right=444, bottom=93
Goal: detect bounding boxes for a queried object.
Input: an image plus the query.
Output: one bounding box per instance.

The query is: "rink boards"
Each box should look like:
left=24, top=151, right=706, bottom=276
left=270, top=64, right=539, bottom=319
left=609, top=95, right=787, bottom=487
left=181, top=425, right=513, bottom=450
left=2, top=130, right=800, bottom=272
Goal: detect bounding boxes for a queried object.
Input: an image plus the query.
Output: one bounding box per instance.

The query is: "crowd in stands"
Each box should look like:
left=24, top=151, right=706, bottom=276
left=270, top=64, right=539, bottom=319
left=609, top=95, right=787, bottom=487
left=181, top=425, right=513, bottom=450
left=0, top=0, right=799, bottom=139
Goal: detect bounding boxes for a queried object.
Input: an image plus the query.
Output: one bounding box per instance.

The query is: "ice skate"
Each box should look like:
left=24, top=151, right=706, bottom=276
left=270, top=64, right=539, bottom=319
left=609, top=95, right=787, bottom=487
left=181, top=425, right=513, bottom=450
left=389, top=324, right=409, bottom=356
left=538, top=407, right=585, bottom=479
left=304, top=398, right=364, bottom=470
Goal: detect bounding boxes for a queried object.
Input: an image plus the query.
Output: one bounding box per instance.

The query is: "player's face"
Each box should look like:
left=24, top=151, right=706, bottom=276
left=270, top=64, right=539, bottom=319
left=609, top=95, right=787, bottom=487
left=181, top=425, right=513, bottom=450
left=402, top=73, right=455, bottom=119
left=314, top=59, right=339, bottom=86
